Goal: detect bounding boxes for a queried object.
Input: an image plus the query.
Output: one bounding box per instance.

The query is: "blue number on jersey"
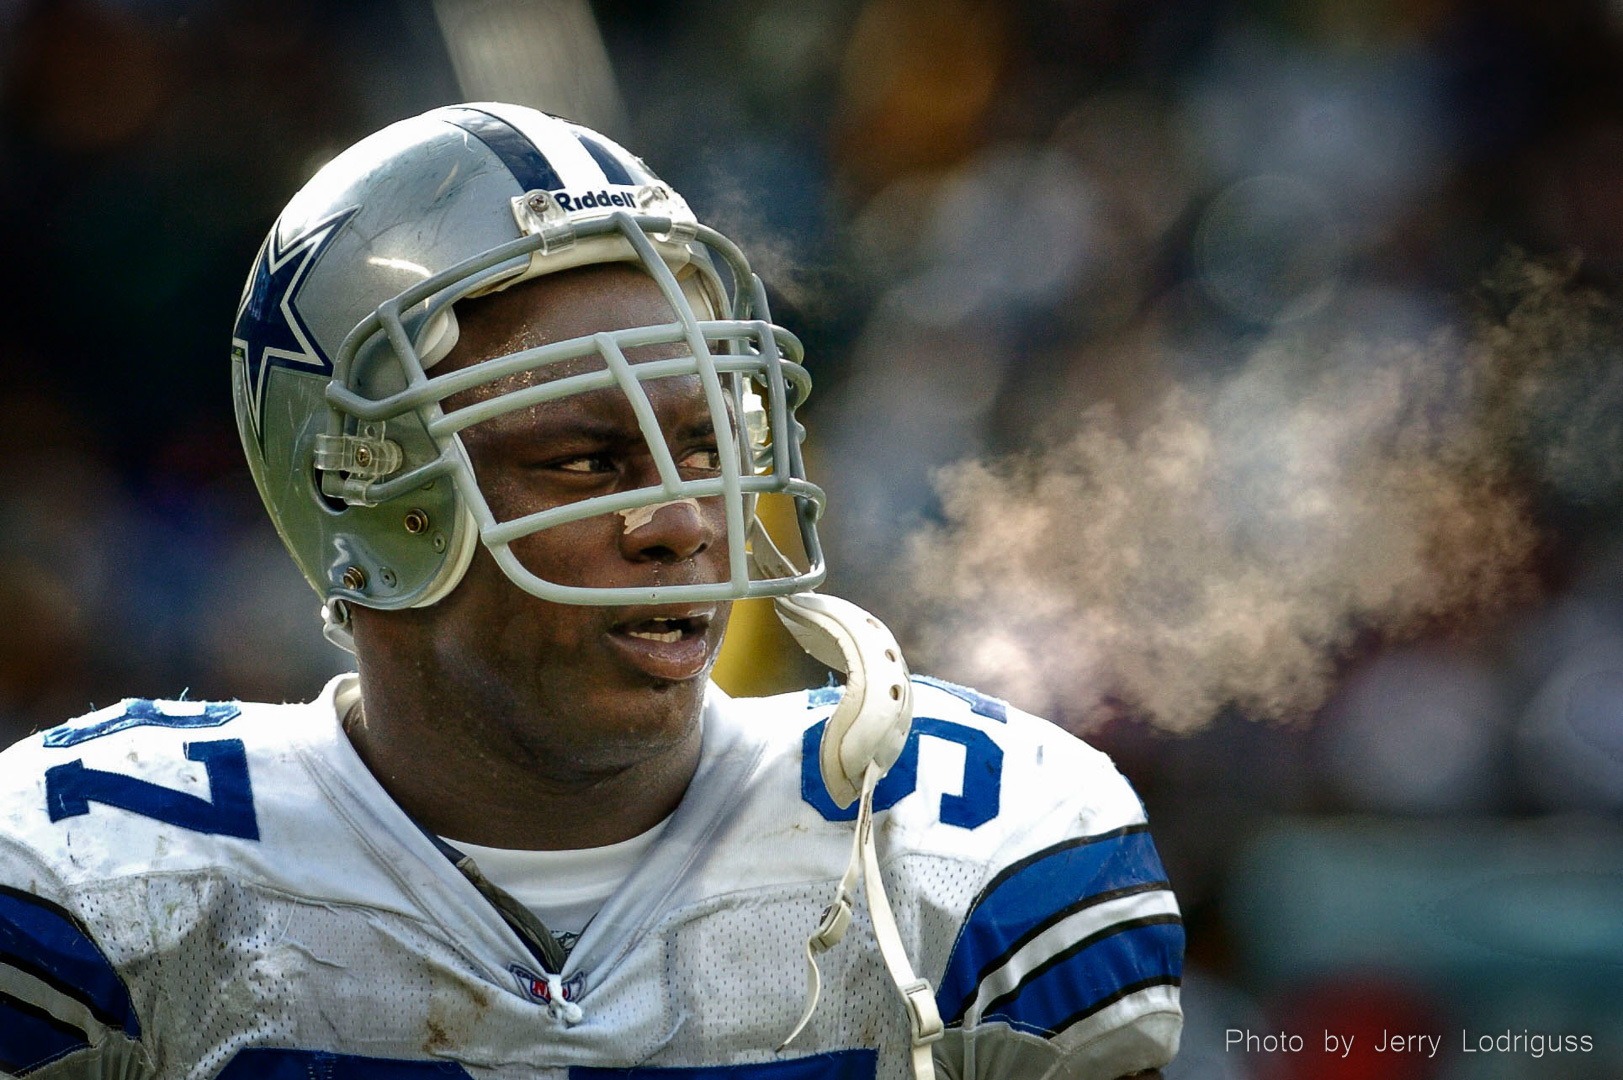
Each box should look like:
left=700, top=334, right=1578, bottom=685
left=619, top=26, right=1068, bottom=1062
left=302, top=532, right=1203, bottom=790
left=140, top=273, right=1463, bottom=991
left=45, top=739, right=260, bottom=840
left=802, top=717, right=1002, bottom=829
left=43, top=699, right=240, bottom=748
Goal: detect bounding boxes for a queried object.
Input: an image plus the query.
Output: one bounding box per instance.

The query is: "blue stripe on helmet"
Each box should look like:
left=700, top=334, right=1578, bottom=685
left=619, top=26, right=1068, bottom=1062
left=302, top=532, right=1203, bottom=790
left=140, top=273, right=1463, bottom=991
left=935, top=825, right=1171, bottom=1024
left=0, top=888, right=139, bottom=1039
left=573, top=132, right=636, bottom=186
left=979, top=920, right=1184, bottom=1037
left=0, top=990, right=91, bottom=1075
left=437, top=107, right=564, bottom=193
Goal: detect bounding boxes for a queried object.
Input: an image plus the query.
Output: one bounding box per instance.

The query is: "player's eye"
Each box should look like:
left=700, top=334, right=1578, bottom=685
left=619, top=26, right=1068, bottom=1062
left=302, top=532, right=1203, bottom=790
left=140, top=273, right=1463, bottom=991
left=678, top=448, right=722, bottom=472
left=554, top=453, right=617, bottom=474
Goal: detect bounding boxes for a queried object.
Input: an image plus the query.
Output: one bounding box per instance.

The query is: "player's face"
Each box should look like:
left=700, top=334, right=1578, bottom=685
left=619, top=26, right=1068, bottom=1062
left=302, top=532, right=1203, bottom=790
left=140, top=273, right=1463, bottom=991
left=381, top=263, right=733, bottom=768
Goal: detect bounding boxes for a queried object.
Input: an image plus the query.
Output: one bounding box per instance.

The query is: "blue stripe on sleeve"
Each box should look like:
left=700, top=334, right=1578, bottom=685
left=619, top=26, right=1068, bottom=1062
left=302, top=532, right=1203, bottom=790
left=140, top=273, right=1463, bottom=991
left=0, top=990, right=90, bottom=1075
left=436, top=107, right=564, bottom=193
left=980, top=920, right=1184, bottom=1037
left=0, top=888, right=139, bottom=1038
left=935, top=826, right=1170, bottom=1024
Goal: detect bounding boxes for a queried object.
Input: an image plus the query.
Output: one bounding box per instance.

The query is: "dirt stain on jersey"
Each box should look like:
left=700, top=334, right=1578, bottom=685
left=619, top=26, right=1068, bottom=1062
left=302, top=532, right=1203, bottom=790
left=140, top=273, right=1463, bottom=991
left=424, top=976, right=497, bottom=1055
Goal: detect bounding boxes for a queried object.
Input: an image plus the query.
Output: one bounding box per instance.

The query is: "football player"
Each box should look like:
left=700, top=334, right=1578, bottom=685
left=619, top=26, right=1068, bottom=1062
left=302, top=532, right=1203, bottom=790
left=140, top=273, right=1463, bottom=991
left=0, top=105, right=1182, bottom=1080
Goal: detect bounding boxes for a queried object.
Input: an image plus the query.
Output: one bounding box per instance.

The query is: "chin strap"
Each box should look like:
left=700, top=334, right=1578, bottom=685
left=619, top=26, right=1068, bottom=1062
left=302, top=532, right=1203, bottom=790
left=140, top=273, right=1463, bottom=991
left=750, top=521, right=941, bottom=1080
left=322, top=600, right=357, bottom=655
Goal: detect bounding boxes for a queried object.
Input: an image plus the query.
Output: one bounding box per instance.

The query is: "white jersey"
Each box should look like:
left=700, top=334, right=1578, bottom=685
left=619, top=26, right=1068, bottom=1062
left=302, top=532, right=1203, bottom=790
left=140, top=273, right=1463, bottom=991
left=0, top=674, right=1182, bottom=1080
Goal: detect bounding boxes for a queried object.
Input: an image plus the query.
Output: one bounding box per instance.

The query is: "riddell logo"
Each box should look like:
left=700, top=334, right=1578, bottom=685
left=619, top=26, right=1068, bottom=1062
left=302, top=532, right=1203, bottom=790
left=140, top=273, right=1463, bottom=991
left=554, top=188, right=638, bottom=212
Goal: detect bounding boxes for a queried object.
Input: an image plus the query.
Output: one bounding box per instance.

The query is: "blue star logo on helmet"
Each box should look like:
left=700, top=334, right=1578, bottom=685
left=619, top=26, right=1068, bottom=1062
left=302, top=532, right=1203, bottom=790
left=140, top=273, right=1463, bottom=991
left=231, top=207, right=358, bottom=443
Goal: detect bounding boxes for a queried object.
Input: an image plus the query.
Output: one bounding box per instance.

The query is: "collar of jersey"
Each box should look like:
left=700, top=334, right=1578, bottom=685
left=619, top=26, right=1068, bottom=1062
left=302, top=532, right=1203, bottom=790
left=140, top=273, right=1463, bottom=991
left=294, top=673, right=768, bottom=990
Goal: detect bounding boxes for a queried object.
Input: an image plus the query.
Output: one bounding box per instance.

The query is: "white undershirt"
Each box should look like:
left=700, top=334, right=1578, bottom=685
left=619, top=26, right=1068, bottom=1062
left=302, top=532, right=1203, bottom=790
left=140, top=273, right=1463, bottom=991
left=444, top=818, right=669, bottom=950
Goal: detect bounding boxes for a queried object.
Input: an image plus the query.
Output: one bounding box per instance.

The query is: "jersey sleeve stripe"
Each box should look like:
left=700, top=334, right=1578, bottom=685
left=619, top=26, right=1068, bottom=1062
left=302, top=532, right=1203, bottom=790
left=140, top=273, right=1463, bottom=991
left=0, top=989, right=91, bottom=1076
left=970, top=823, right=1152, bottom=912
left=963, top=888, right=1182, bottom=1024
left=957, top=880, right=1172, bottom=1006
left=0, top=888, right=139, bottom=1039
left=934, top=826, right=1167, bottom=1021
left=0, top=962, right=115, bottom=1051
left=1051, top=975, right=1183, bottom=1039
left=977, top=920, right=1185, bottom=1037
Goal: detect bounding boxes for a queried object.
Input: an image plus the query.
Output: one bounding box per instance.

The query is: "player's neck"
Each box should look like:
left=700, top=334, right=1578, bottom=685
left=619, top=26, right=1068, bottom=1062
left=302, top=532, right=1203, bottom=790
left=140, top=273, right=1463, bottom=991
left=339, top=675, right=702, bottom=851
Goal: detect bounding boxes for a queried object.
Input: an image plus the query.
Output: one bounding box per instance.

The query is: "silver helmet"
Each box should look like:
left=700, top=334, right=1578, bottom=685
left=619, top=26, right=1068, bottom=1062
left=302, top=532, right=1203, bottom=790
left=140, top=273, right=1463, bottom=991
left=231, top=103, right=825, bottom=629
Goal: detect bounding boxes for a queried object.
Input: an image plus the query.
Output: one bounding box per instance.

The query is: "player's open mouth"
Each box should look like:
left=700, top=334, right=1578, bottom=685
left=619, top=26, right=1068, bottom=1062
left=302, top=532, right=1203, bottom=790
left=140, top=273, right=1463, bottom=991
left=622, top=617, right=704, bottom=642
left=607, top=608, right=716, bottom=680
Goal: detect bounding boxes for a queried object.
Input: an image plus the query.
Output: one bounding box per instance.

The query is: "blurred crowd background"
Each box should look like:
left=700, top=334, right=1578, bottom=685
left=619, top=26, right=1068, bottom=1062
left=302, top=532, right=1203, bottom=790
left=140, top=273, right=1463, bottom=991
left=1, top=0, right=1622, bottom=1076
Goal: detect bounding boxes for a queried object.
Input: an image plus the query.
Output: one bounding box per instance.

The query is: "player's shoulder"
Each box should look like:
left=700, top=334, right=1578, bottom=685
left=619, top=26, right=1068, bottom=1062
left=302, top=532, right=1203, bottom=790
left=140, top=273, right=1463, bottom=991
left=720, top=675, right=1182, bottom=1073
left=890, top=678, right=1182, bottom=1077
left=0, top=690, right=338, bottom=1075
left=0, top=688, right=334, bottom=885
left=720, top=672, right=1151, bottom=860
left=907, top=674, right=1137, bottom=799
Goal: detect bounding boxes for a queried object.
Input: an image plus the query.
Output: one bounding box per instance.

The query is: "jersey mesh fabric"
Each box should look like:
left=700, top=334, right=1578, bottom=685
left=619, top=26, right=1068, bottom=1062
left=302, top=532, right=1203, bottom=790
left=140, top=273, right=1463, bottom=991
left=657, top=885, right=894, bottom=1068
left=72, top=873, right=480, bottom=1078
left=653, top=856, right=985, bottom=1078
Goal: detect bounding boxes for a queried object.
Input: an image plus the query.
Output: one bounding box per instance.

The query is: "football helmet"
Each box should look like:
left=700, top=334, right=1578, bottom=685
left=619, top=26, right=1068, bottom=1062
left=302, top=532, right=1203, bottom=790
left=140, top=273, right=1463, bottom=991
left=232, top=103, right=824, bottom=622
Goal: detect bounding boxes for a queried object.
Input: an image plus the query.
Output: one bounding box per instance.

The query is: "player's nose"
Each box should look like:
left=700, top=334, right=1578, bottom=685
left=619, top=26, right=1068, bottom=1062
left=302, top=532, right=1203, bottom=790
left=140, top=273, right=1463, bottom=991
left=616, top=498, right=717, bottom=564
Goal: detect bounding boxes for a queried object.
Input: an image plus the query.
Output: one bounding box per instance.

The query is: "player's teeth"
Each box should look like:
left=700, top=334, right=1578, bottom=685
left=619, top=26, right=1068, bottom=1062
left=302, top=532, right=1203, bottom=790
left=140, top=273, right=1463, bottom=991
left=628, top=628, right=683, bottom=642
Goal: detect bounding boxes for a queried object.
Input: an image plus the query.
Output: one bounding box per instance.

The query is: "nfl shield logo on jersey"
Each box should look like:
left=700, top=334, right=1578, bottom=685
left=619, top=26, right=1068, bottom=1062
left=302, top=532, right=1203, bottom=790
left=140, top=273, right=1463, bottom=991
left=509, top=962, right=585, bottom=1006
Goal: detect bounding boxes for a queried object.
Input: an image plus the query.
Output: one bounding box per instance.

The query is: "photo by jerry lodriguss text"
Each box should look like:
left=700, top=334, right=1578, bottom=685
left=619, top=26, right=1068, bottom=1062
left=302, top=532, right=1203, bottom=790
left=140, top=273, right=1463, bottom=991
left=1225, top=1029, right=1595, bottom=1059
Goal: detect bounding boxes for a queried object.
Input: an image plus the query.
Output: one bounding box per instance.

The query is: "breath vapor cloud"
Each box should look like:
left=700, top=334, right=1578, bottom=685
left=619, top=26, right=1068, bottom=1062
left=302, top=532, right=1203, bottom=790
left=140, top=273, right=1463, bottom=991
left=901, top=256, right=1619, bottom=731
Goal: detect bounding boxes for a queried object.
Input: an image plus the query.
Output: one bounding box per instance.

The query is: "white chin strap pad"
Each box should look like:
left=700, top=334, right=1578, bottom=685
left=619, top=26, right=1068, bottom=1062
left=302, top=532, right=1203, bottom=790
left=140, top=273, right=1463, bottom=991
left=751, top=521, right=939, bottom=1080
left=773, top=591, right=913, bottom=809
